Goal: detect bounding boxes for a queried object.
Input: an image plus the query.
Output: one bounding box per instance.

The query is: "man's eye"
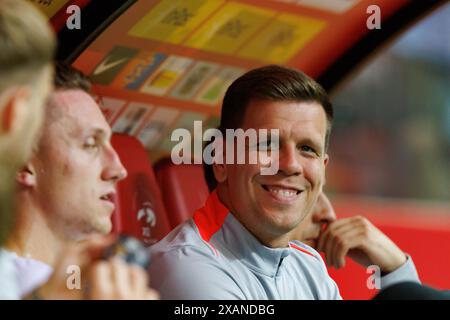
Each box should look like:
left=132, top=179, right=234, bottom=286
left=301, top=145, right=316, bottom=154
left=84, top=137, right=98, bottom=149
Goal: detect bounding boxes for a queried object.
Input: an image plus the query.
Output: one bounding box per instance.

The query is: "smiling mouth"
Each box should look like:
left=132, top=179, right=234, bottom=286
left=261, top=184, right=302, bottom=202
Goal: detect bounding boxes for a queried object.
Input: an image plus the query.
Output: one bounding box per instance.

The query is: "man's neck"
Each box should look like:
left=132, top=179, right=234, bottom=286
left=260, top=233, right=291, bottom=249
left=5, top=197, right=66, bottom=266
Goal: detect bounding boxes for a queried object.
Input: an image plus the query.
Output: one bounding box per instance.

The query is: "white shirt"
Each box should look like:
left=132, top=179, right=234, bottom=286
left=1, top=250, right=53, bottom=298
left=0, top=248, right=20, bottom=299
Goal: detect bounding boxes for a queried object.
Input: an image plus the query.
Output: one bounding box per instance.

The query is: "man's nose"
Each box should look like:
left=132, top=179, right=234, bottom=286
left=102, top=146, right=127, bottom=182
left=277, top=144, right=303, bottom=176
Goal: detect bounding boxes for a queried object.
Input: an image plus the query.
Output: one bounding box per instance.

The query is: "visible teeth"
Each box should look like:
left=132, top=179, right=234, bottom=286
left=267, top=187, right=297, bottom=197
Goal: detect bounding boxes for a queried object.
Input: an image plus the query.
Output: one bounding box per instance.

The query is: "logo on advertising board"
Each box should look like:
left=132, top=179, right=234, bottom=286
left=124, top=52, right=167, bottom=91
left=91, top=46, right=138, bottom=85
left=140, top=55, right=193, bottom=96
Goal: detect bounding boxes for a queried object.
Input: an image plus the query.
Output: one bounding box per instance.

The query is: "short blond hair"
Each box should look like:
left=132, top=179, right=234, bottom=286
left=0, top=0, right=55, bottom=245
left=0, top=0, right=56, bottom=92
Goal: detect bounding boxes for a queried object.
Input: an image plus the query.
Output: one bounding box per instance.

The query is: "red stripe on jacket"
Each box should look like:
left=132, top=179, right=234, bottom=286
left=290, top=243, right=316, bottom=258
left=193, top=191, right=229, bottom=254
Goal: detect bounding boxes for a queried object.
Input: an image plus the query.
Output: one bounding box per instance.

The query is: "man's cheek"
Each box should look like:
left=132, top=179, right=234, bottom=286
left=306, top=162, right=324, bottom=187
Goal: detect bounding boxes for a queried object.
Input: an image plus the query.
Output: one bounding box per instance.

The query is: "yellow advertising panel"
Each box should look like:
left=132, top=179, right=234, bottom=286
left=185, top=2, right=275, bottom=54
left=128, top=0, right=224, bottom=44
left=238, top=13, right=326, bottom=63
left=28, top=0, right=69, bottom=18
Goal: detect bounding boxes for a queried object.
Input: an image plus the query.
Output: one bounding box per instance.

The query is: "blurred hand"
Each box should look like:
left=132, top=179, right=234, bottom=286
left=317, top=216, right=407, bottom=273
left=29, top=235, right=159, bottom=300
left=86, top=257, right=159, bottom=300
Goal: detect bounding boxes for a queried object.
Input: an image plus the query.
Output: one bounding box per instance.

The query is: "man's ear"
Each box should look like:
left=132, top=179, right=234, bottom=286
left=212, top=162, right=227, bottom=184
left=323, top=153, right=329, bottom=168
left=322, top=154, right=329, bottom=187
left=16, top=163, right=37, bottom=188
left=0, top=87, right=30, bottom=134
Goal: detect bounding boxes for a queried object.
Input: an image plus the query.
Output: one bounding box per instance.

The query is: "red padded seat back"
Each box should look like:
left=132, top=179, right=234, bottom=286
left=111, top=134, right=171, bottom=245
left=154, top=157, right=209, bottom=229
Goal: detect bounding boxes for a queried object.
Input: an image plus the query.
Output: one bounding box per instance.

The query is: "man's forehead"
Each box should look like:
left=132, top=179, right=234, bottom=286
left=48, top=89, right=111, bottom=136
left=236, top=100, right=327, bottom=156
left=51, top=89, right=96, bottom=109
left=243, top=100, right=327, bottom=133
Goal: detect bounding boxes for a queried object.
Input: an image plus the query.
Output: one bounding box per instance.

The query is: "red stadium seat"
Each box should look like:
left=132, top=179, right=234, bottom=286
left=111, top=134, right=171, bottom=245
left=154, top=157, right=209, bottom=229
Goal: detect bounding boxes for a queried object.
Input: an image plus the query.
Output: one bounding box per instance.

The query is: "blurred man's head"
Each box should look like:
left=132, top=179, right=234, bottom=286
left=0, top=0, right=55, bottom=244
left=16, top=63, right=127, bottom=241
left=212, top=65, right=333, bottom=247
left=294, top=192, right=337, bottom=248
left=0, top=0, right=55, bottom=166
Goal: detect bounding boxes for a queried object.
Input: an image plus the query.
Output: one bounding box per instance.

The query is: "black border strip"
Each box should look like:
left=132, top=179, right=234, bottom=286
left=318, top=0, right=447, bottom=92
left=56, top=0, right=137, bottom=62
